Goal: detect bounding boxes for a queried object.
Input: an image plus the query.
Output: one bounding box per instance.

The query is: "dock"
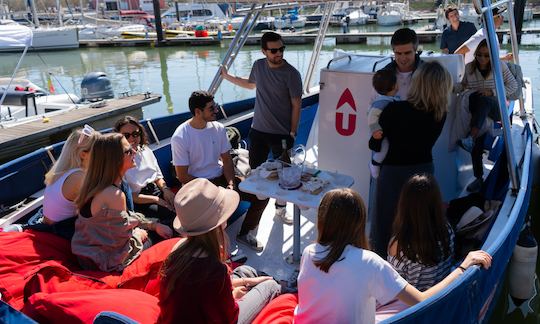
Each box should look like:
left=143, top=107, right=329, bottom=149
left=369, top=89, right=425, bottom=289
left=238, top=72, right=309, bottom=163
left=80, top=36, right=220, bottom=48
left=0, top=93, right=161, bottom=163
left=80, top=27, right=540, bottom=47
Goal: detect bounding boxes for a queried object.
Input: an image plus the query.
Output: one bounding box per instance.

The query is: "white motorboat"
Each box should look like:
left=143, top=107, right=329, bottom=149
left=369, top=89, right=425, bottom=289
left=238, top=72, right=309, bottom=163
left=274, top=13, right=307, bottom=29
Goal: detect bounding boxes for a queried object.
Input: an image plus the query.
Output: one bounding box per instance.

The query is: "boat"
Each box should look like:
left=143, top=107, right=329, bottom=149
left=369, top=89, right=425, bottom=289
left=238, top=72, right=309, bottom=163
left=0, top=0, right=537, bottom=323
left=229, top=15, right=275, bottom=31
left=460, top=3, right=482, bottom=27
left=0, top=19, right=78, bottom=52
left=274, top=9, right=307, bottom=29
left=161, top=2, right=229, bottom=27
left=0, top=77, right=80, bottom=123
left=377, top=2, right=404, bottom=26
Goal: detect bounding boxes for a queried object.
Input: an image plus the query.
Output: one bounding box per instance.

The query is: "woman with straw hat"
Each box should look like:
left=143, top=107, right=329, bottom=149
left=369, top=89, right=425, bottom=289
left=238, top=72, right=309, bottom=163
left=159, top=178, right=281, bottom=324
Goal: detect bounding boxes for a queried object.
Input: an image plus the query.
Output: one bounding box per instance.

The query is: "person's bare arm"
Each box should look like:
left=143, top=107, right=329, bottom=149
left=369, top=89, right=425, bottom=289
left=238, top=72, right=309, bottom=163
left=221, top=65, right=256, bottom=90
left=454, top=44, right=470, bottom=56
left=397, top=250, right=492, bottom=306
left=220, top=152, right=235, bottom=190
left=290, top=96, right=302, bottom=135
left=62, top=170, right=84, bottom=201
left=175, top=165, right=196, bottom=185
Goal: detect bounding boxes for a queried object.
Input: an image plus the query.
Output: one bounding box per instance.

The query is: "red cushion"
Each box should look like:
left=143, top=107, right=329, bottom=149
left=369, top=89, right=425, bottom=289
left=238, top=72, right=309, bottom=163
left=252, top=293, right=298, bottom=324
left=118, top=238, right=182, bottom=296
left=23, top=289, right=160, bottom=324
left=0, top=231, right=77, bottom=309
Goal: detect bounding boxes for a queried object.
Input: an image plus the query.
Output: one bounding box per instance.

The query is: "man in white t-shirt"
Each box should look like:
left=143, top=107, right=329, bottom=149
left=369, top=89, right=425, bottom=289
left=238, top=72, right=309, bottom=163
left=454, top=7, right=513, bottom=65
left=381, top=28, right=423, bottom=99
left=171, top=90, right=268, bottom=252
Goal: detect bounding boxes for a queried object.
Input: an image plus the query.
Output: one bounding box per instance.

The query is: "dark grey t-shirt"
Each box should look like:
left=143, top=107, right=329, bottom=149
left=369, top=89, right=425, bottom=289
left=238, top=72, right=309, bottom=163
left=248, top=58, right=303, bottom=135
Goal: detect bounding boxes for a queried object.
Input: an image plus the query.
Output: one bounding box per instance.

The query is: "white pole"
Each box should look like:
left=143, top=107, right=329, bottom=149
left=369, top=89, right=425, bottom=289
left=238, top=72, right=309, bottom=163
left=0, top=46, right=29, bottom=108
left=56, top=0, right=63, bottom=27
left=29, top=0, right=40, bottom=27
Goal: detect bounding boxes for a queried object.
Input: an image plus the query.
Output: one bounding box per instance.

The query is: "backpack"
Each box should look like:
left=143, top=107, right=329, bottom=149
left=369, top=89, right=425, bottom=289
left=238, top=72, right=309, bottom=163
left=506, top=62, right=525, bottom=101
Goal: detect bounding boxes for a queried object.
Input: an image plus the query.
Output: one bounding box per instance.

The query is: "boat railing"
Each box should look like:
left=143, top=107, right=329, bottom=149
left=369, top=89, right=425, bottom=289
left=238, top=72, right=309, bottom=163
left=471, top=0, right=521, bottom=191
left=304, top=1, right=335, bottom=93
left=207, top=3, right=266, bottom=119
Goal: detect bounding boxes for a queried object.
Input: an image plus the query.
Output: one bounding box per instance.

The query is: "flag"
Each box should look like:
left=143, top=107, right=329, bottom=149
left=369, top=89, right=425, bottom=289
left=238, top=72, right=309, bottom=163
left=47, top=74, right=55, bottom=94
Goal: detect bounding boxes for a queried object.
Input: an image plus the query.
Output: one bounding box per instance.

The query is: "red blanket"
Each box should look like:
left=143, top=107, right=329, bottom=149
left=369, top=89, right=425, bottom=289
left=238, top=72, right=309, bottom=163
left=0, top=230, right=180, bottom=322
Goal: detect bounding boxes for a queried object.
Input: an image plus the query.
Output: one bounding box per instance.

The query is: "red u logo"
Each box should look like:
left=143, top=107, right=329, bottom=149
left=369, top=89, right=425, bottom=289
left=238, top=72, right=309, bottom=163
left=335, top=88, right=357, bottom=136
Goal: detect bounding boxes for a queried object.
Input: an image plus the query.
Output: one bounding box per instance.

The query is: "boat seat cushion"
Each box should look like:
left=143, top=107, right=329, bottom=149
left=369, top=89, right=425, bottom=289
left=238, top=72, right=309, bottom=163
left=23, top=289, right=159, bottom=324
left=0, top=231, right=77, bottom=310
left=252, top=293, right=297, bottom=324
left=118, top=237, right=182, bottom=296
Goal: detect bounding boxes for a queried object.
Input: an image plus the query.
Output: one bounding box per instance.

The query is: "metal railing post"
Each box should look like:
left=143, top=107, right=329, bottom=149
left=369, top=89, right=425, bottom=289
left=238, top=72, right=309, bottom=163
left=482, top=0, right=520, bottom=191
left=505, top=0, right=526, bottom=117
left=303, top=1, right=336, bottom=94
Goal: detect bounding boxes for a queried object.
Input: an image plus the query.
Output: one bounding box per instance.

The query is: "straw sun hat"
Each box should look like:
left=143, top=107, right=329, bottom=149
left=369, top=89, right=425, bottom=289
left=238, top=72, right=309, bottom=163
left=173, top=178, right=240, bottom=236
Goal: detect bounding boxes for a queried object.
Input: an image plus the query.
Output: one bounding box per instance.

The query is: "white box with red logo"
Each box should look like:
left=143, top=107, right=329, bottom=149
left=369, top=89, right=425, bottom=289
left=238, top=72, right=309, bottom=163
left=318, top=54, right=388, bottom=207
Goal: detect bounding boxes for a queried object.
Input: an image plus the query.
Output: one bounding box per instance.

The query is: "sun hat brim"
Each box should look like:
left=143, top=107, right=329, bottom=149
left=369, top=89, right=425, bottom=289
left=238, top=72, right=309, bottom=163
left=173, top=186, right=240, bottom=236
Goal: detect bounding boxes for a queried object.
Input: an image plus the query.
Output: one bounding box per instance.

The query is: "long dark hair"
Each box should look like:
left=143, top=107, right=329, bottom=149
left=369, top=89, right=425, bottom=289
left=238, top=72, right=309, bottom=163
left=114, top=116, right=149, bottom=148
left=314, top=188, right=369, bottom=273
left=391, top=174, right=451, bottom=265
left=471, top=39, right=491, bottom=77
left=160, top=227, right=228, bottom=298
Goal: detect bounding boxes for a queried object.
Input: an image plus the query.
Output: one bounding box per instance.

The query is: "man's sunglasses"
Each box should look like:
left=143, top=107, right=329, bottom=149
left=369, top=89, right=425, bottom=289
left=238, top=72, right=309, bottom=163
left=266, top=46, right=286, bottom=54
left=122, top=131, right=141, bottom=140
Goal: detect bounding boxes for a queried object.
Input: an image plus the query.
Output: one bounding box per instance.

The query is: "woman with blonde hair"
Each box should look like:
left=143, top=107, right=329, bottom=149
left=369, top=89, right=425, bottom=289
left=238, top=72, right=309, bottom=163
left=371, top=61, right=452, bottom=257
left=295, top=188, right=491, bottom=324
left=159, top=178, right=281, bottom=324
left=72, top=133, right=172, bottom=272
left=16, top=126, right=98, bottom=239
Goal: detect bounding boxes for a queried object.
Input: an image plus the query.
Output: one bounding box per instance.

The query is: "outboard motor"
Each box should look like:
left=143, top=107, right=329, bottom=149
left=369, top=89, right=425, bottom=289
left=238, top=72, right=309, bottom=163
left=80, top=72, right=114, bottom=102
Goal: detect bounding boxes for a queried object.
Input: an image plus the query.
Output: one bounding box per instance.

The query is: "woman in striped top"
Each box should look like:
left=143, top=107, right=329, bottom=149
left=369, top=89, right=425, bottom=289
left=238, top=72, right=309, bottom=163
left=388, top=174, right=455, bottom=291
left=460, top=39, right=517, bottom=191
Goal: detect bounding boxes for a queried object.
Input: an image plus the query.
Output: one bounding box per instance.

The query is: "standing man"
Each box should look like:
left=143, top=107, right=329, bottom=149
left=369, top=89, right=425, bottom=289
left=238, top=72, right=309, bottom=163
left=171, top=90, right=269, bottom=252
left=221, top=31, right=303, bottom=227
left=454, top=7, right=513, bottom=64
left=382, top=28, right=423, bottom=99
left=440, top=7, right=477, bottom=54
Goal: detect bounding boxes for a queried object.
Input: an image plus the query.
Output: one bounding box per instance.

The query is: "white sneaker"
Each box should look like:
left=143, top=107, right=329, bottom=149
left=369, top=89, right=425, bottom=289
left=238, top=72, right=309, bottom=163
left=2, top=224, right=23, bottom=232
left=275, top=206, right=293, bottom=225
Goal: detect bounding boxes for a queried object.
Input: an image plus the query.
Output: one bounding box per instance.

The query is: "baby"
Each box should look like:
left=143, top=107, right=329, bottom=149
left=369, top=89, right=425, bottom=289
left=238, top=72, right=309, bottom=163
left=368, top=69, right=400, bottom=178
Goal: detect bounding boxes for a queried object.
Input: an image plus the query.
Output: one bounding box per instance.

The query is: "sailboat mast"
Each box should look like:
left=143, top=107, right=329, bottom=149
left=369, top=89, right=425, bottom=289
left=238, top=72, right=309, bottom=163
left=56, top=0, right=63, bottom=26
left=28, top=0, right=40, bottom=27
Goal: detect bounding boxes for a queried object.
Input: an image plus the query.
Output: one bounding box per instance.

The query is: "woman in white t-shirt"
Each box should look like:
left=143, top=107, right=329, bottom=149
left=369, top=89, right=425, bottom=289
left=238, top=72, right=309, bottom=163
left=295, top=188, right=492, bottom=324
left=114, top=116, right=176, bottom=228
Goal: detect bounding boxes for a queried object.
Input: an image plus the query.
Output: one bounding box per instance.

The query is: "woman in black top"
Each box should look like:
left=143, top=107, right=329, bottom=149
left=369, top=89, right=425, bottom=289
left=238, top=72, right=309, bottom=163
left=371, top=61, right=453, bottom=257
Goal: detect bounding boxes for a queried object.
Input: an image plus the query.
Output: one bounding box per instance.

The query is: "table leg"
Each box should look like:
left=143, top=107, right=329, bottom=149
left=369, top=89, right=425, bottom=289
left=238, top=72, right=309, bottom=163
left=286, top=204, right=302, bottom=264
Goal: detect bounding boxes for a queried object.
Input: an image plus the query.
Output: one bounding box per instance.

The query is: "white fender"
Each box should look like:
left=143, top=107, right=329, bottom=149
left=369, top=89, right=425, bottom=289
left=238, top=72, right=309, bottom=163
left=509, top=228, right=538, bottom=301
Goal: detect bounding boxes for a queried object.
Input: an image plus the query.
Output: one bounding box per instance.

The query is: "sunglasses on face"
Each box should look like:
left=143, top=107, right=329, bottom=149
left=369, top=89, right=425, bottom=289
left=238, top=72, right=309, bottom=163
left=122, top=131, right=141, bottom=140
left=266, top=46, right=286, bottom=54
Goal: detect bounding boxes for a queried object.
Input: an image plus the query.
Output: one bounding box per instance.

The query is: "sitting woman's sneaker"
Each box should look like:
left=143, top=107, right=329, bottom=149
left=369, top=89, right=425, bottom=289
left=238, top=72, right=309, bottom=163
left=237, top=232, right=264, bottom=252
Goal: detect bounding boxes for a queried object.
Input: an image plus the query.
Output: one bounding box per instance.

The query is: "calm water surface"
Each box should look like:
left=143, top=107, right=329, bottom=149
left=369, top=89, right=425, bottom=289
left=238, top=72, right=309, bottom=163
left=1, top=25, right=539, bottom=120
